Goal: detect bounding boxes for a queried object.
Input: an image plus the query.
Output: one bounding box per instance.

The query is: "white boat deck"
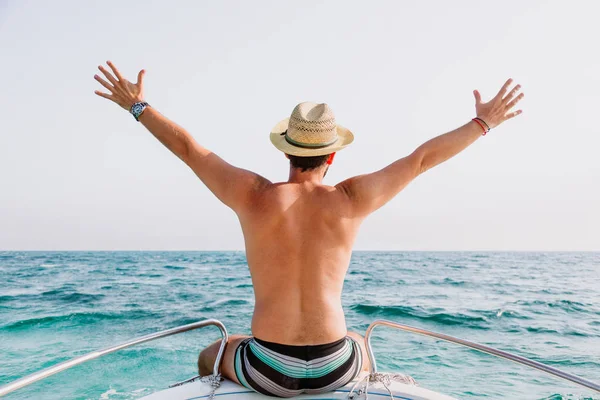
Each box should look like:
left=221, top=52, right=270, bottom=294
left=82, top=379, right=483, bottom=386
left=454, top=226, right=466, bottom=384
left=140, top=374, right=457, bottom=400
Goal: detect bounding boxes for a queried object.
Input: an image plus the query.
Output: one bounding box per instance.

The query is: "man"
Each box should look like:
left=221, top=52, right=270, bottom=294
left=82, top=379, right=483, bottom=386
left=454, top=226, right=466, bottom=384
left=94, top=61, right=524, bottom=397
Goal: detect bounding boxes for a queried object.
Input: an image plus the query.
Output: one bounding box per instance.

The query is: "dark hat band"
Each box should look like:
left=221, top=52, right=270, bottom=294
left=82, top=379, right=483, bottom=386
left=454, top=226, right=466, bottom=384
left=283, top=130, right=339, bottom=149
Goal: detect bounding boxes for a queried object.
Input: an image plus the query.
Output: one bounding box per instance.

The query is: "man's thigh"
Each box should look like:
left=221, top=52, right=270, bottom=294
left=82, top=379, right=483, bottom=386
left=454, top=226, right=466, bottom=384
left=199, top=334, right=251, bottom=385
left=347, top=331, right=371, bottom=373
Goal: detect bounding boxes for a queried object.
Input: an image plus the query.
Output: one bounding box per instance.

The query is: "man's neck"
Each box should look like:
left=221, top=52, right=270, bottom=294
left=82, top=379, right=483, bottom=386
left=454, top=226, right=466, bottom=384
left=288, top=167, right=326, bottom=184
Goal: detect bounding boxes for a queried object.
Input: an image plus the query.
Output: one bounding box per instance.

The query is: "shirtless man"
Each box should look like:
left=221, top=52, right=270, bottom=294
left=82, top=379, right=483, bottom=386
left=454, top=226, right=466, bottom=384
left=94, top=61, right=524, bottom=397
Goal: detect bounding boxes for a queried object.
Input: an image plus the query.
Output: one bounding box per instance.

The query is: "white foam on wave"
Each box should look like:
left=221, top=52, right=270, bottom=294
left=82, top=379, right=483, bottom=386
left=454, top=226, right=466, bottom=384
left=100, top=388, right=118, bottom=399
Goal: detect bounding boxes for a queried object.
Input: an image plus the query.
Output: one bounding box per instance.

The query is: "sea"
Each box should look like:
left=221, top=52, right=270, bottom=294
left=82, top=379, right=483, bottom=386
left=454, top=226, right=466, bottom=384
left=0, top=251, right=598, bottom=400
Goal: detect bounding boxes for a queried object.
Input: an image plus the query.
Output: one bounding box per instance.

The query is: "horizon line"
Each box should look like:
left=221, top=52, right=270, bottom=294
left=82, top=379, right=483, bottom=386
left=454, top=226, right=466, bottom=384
left=1, top=249, right=599, bottom=253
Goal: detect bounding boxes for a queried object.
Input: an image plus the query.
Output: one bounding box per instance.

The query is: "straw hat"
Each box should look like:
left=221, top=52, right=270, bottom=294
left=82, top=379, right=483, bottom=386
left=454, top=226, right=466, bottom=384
left=270, top=102, right=354, bottom=157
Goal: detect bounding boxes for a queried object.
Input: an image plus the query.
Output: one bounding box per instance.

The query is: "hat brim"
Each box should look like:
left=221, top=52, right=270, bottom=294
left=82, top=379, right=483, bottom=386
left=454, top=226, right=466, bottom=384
left=270, top=118, right=354, bottom=157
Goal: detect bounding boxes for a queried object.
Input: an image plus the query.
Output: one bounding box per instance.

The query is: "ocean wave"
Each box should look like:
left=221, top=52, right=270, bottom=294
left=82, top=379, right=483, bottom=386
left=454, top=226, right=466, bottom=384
left=199, top=298, right=252, bottom=312
left=515, top=299, right=599, bottom=315
left=1, top=310, right=159, bottom=331
left=40, top=290, right=105, bottom=303
left=351, top=304, right=490, bottom=329
left=429, top=277, right=468, bottom=286
left=541, top=358, right=600, bottom=369
left=0, top=295, right=16, bottom=303
left=486, top=308, right=531, bottom=320
left=525, top=326, right=592, bottom=337
left=163, top=265, right=186, bottom=270
left=137, top=273, right=164, bottom=278
left=235, top=283, right=253, bottom=288
left=0, top=291, right=105, bottom=305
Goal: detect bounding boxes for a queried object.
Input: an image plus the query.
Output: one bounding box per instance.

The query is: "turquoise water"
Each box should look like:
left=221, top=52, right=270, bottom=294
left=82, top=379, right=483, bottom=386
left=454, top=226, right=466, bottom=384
left=1, top=251, right=599, bottom=399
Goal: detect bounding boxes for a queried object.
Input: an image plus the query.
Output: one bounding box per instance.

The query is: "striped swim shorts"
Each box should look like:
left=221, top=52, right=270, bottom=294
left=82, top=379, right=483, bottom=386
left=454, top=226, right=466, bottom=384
left=234, top=336, right=363, bottom=397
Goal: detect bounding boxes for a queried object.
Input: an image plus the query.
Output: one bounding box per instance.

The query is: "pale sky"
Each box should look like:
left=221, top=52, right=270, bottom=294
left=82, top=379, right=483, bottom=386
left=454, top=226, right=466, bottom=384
left=0, top=0, right=598, bottom=251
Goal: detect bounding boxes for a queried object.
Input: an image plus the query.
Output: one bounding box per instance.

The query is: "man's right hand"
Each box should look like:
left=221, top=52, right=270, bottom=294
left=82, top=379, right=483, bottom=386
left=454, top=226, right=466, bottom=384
left=94, top=61, right=146, bottom=111
left=473, top=78, right=524, bottom=130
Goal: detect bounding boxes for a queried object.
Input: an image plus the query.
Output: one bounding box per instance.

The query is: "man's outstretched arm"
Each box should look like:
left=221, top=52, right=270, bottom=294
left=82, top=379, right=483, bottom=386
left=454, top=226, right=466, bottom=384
left=337, top=78, right=524, bottom=217
left=94, top=61, right=271, bottom=212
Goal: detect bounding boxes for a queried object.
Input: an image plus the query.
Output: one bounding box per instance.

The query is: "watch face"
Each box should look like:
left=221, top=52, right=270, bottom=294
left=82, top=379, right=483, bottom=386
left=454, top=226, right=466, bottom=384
left=132, top=104, right=143, bottom=115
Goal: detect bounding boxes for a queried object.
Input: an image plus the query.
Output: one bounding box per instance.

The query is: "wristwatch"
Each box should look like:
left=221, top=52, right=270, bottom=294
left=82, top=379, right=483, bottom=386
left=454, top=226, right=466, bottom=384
left=130, top=102, right=149, bottom=121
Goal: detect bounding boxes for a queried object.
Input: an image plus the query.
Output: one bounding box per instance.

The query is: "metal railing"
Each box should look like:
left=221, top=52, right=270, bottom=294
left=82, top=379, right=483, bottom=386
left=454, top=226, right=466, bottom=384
left=364, top=319, right=600, bottom=393
left=0, top=319, right=228, bottom=398
left=3, top=318, right=598, bottom=397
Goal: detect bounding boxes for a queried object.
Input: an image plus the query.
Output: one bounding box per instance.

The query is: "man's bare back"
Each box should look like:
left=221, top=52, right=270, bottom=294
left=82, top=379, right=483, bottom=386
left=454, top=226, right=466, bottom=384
left=243, top=180, right=361, bottom=344
left=94, top=61, right=523, bottom=395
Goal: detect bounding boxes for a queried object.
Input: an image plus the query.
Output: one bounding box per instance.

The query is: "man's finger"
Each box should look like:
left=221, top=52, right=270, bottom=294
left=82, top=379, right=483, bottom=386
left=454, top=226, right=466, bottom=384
left=136, top=69, right=146, bottom=86
left=503, top=84, right=521, bottom=102
left=106, top=60, right=124, bottom=82
left=496, top=78, right=513, bottom=98
left=98, top=65, right=119, bottom=87
left=94, top=74, right=114, bottom=93
left=473, top=90, right=482, bottom=105
left=504, top=109, right=523, bottom=120
left=94, top=90, right=114, bottom=101
left=505, top=93, right=525, bottom=111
